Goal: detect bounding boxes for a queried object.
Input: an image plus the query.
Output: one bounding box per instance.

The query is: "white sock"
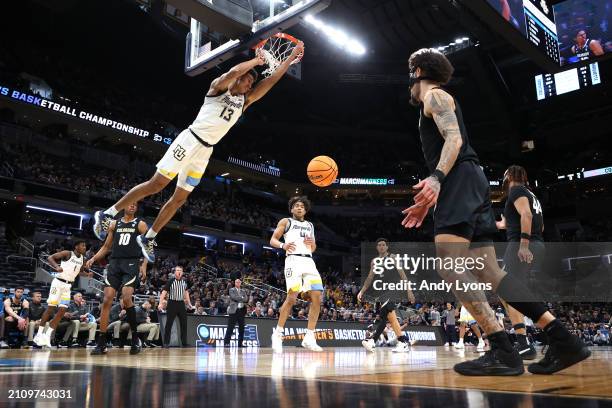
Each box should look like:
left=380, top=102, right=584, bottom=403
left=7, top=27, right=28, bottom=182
left=104, top=206, right=118, bottom=217
left=37, top=326, right=44, bottom=336
left=306, top=329, right=315, bottom=337
left=145, top=229, right=157, bottom=239
left=47, top=328, right=54, bottom=337
left=276, top=325, right=284, bottom=333
left=458, top=339, right=463, bottom=344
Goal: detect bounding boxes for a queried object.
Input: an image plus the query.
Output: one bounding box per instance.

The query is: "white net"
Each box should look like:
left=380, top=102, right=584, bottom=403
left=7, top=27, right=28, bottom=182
left=257, top=34, right=302, bottom=77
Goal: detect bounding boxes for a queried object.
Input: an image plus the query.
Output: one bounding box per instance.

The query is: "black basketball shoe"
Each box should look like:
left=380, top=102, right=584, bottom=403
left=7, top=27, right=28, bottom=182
left=528, top=335, right=591, bottom=374
left=514, top=342, right=537, bottom=360
left=454, top=346, right=525, bottom=376
left=91, top=345, right=108, bottom=355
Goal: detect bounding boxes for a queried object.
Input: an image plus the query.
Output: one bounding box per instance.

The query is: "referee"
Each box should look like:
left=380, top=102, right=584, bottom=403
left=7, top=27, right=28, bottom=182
left=158, top=266, right=194, bottom=347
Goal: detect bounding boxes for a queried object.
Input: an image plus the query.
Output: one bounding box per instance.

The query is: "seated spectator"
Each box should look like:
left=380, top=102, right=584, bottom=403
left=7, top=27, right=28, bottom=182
left=63, top=293, right=97, bottom=348
left=3, top=287, right=29, bottom=348
left=26, top=291, right=46, bottom=347
left=132, top=301, right=159, bottom=347
left=107, top=301, right=130, bottom=346
left=593, top=330, right=609, bottom=346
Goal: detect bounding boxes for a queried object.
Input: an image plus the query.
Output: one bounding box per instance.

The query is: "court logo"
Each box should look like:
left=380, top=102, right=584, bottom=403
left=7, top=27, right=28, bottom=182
left=173, top=145, right=186, bottom=161
left=196, top=323, right=259, bottom=347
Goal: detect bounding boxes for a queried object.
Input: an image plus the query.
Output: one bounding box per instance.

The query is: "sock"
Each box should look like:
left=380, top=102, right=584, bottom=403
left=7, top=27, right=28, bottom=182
left=37, top=326, right=44, bottom=336
left=478, top=337, right=485, bottom=344
left=306, top=329, right=315, bottom=337
left=397, top=335, right=408, bottom=343
left=372, top=321, right=386, bottom=342
left=517, top=334, right=528, bottom=347
left=145, top=229, right=157, bottom=239
left=487, top=331, right=514, bottom=353
left=47, top=328, right=54, bottom=338
left=544, top=319, right=571, bottom=342
left=125, top=307, right=139, bottom=344
left=98, top=332, right=106, bottom=347
left=276, top=325, right=284, bottom=333
left=457, top=338, right=464, bottom=344
left=104, top=206, right=118, bottom=217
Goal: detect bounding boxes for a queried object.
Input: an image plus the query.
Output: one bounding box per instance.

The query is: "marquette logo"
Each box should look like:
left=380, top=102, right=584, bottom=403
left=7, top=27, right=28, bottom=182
left=196, top=324, right=259, bottom=348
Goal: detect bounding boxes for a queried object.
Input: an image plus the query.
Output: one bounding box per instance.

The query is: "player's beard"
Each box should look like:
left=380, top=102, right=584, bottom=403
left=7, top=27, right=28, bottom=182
left=409, top=85, right=421, bottom=107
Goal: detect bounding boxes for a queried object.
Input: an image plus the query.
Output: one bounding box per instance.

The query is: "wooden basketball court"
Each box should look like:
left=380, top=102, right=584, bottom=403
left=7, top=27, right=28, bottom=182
left=1, top=346, right=611, bottom=406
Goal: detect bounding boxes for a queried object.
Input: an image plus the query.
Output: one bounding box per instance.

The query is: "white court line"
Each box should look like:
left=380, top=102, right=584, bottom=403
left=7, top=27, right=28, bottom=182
left=0, top=370, right=89, bottom=375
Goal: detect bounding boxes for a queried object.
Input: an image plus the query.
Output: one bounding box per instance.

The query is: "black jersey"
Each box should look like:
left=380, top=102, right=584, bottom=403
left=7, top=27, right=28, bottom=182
left=572, top=40, right=597, bottom=61
left=504, top=186, right=544, bottom=242
left=110, top=217, right=142, bottom=259
left=419, top=90, right=479, bottom=173
left=9, top=297, right=24, bottom=315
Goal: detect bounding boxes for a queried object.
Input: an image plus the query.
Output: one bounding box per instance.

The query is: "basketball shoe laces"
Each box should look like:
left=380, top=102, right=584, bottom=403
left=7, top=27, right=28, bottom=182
left=100, top=215, right=112, bottom=232
left=145, top=238, right=157, bottom=252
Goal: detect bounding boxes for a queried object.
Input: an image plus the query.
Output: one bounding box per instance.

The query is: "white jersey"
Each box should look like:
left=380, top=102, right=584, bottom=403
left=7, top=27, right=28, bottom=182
left=189, top=89, right=245, bottom=145
left=57, top=251, right=84, bottom=282
left=283, top=218, right=315, bottom=256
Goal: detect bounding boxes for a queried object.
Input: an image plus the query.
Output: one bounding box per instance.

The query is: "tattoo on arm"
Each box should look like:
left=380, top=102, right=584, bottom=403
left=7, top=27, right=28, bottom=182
left=426, top=90, right=463, bottom=175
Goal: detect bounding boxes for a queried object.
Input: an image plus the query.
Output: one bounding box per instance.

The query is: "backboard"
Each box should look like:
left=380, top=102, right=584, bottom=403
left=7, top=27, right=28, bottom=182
left=167, top=0, right=331, bottom=76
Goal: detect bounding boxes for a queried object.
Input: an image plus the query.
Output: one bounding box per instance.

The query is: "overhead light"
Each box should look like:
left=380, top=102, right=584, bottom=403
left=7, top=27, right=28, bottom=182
left=303, top=15, right=366, bottom=56
left=26, top=205, right=84, bottom=229
left=237, top=178, right=242, bottom=181
left=221, top=172, right=230, bottom=177
left=183, top=232, right=207, bottom=243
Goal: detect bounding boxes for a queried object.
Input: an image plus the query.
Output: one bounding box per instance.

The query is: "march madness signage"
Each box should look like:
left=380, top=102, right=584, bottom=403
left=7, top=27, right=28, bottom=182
left=159, top=314, right=445, bottom=347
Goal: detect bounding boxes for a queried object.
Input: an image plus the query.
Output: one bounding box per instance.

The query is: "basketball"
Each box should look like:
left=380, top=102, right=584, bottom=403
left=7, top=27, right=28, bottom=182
left=307, top=156, right=338, bottom=187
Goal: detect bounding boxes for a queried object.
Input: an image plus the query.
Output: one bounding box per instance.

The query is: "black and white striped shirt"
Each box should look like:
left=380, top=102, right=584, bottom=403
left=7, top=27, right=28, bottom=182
left=164, top=277, right=188, bottom=301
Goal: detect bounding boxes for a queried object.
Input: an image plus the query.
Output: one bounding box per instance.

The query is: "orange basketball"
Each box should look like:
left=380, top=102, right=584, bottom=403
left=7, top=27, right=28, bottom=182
left=307, top=156, right=338, bottom=187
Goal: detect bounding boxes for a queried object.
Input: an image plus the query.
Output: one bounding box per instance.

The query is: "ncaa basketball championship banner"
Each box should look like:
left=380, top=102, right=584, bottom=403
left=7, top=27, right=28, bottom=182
left=0, top=84, right=174, bottom=145
left=159, top=315, right=445, bottom=348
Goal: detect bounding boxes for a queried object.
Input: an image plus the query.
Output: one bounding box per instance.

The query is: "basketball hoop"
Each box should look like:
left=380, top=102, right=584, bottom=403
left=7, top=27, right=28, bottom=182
left=254, top=33, right=303, bottom=77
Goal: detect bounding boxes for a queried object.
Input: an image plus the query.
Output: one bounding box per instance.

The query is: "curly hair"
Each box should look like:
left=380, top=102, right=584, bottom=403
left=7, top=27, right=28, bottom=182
left=503, top=165, right=529, bottom=193
left=288, top=196, right=311, bottom=212
left=408, top=48, right=454, bottom=85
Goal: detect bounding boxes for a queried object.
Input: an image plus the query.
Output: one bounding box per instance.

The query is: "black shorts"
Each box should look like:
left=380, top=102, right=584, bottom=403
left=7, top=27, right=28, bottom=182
left=434, top=161, right=497, bottom=242
left=105, top=258, right=139, bottom=292
left=502, top=240, right=546, bottom=280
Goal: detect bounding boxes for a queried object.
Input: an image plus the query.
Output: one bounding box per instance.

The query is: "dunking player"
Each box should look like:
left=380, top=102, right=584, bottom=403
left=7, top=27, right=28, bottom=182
left=358, top=238, right=416, bottom=353
left=93, top=42, right=305, bottom=263
left=34, top=241, right=91, bottom=347
left=402, top=48, right=590, bottom=375
left=269, top=196, right=323, bottom=352
left=455, top=304, right=485, bottom=352
left=86, top=202, right=148, bottom=355
left=496, top=165, right=545, bottom=360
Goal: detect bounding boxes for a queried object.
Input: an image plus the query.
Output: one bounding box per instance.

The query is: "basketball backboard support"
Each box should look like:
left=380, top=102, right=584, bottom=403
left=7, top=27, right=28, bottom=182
left=172, top=0, right=331, bottom=77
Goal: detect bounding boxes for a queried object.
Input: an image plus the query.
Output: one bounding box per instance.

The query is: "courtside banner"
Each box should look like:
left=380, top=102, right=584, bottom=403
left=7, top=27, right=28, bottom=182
left=159, top=315, right=445, bottom=347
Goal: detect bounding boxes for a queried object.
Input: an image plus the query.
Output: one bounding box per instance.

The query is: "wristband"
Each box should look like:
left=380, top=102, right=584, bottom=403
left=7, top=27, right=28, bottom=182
left=520, top=233, right=531, bottom=240
left=280, top=243, right=284, bottom=250
left=431, top=169, right=446, bottom=184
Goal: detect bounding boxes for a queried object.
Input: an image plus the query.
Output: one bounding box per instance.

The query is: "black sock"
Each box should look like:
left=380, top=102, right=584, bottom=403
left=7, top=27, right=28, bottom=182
left=488, top=331, right=514, bottom=353
left=517, top=334, right=528, bottom=347
left=397, top=335, right=408, bottom=343
left=98, top=332, right=106, bottom=347
left=372, top=320, right=386, bottom=342
left=544, top=319, right=570, bottom=342
left=125, top=306, right=139, bottom=344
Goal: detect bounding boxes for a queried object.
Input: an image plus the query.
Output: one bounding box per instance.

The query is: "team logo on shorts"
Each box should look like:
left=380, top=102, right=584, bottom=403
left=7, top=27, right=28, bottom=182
left=285, top=268, right=292, bottom=277
left=173, top=145, right=186, bottom=161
